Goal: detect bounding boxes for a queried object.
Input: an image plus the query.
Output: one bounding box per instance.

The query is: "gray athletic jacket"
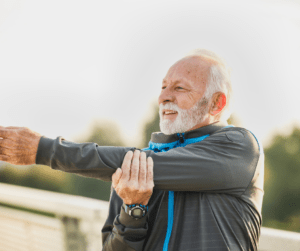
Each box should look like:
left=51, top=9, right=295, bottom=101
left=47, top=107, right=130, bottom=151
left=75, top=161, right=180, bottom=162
left=36, top=121, right=264, bottom=251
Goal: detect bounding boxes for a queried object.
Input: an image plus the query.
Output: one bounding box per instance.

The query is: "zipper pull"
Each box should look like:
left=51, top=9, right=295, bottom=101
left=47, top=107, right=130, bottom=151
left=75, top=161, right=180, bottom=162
left=178, top=133, right=184, bottom=143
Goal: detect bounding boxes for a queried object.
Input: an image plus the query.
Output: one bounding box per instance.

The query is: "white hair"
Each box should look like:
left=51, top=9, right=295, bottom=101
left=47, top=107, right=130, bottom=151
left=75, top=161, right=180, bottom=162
left=185, top=49, right=233, bottom=121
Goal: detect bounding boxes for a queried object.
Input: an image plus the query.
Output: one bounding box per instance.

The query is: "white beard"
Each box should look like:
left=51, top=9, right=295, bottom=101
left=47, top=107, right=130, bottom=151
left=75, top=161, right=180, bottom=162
left=159, top=97, right=209, bottom=135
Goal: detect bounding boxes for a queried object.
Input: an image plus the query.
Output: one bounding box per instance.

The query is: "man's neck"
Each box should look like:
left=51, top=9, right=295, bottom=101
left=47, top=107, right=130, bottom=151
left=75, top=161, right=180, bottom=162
left=186, top=117, right=220, bottom=132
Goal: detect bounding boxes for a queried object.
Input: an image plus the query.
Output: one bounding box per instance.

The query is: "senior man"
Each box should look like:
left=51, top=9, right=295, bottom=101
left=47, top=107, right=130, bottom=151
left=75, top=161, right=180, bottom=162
left=0, top=49, right=264, bottom=251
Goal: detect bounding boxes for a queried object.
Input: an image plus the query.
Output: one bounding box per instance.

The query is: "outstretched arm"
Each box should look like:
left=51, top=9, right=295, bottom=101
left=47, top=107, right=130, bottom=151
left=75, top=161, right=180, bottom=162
left=0, top=126, right=261, bottom=196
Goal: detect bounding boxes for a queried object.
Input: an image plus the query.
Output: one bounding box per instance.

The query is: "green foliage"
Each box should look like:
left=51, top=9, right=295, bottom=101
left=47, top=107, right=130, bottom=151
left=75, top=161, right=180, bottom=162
left=140, top=103, right=160, bottom=148
left=262, top=127, right=300, bottom=232
left=70, top=175, right=112, bottom=201
left=0, top=163, right=73, bottom=194
left=227, top=113, right=242, bottom=127
left=77, top=120, right=125, bottom=146
left=70, top=120, right=127, bottom=201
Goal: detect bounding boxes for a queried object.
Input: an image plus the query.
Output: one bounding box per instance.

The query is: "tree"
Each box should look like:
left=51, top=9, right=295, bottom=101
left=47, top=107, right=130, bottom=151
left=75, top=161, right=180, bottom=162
left=77, top=120, right=125, bottom=146
left=71, top=120, right=126, bottom=201
left=140, top=103, right=160, bottom=148
left=227, top=113, right=243, bottom=127
left=262, top=127, right=300, bottom=232
left=0, top=163, right=73, bottom=194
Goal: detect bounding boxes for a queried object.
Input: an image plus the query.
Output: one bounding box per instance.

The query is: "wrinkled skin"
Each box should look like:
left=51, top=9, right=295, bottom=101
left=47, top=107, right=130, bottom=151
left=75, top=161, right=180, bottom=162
left=0, top=126, right=41, bottom=165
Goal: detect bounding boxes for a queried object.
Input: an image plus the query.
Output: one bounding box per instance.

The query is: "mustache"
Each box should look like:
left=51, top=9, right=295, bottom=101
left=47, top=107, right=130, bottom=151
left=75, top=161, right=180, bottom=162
left=159, top=103, right=180, bottom=116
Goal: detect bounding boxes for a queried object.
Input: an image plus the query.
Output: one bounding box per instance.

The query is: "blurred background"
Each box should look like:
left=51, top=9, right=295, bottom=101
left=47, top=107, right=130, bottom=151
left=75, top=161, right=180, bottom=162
left=0, top=0, right=299, bottom=234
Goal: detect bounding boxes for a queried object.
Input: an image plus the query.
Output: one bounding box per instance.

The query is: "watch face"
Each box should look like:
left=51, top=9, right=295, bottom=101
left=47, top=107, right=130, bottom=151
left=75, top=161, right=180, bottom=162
left=132, top=208, right=143, bottom=218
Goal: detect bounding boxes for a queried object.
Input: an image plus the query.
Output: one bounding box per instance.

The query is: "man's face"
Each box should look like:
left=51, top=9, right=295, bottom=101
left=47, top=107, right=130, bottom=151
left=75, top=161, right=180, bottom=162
left=158, top=56, right=211, bottom=134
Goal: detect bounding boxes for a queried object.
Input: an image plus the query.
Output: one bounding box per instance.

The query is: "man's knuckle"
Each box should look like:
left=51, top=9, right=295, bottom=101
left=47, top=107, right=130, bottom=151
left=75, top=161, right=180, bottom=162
left=132, top=184, right=139, bottom=191
left=138, top=188, right=146, bottom=194
left=120, top=182, right=128, bottom=189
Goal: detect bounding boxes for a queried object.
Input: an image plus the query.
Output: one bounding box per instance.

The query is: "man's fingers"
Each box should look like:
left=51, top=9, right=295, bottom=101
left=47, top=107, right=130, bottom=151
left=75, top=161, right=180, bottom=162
left=139, top=152, right=147, bottom=183
left=121, top=151, right=133, bottom=181
left=112, top=168, right=122, bottom=188
left=147, top=157, right=154, bottom=187
left=130, top=150, right=140, bottom=181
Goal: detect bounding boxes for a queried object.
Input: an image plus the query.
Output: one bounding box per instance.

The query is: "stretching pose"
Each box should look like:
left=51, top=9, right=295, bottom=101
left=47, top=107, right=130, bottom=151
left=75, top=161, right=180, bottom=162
left=0, top=49, right=264, bottom=251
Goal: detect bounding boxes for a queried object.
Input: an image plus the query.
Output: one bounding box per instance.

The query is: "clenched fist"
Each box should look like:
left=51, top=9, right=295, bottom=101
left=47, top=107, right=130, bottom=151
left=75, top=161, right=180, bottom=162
left=0, top=126, right=42, bottom=165
left=112, top=150, right=154, bottom=205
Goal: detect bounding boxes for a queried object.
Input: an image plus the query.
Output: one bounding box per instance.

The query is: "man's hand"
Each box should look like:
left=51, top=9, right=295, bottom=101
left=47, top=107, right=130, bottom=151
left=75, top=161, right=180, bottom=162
left=112, top=150, right=154, bottom=205
left=0, top=126, right=42, bottom=165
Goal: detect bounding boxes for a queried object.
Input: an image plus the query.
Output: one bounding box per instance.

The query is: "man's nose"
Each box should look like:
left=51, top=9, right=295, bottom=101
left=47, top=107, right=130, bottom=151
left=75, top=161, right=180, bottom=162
left=158, top=88, right=175, bottom=105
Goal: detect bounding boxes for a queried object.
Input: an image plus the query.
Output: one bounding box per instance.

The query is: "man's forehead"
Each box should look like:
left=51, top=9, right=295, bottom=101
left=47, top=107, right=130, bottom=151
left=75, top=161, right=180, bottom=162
left=162, top=78, right=191, bottom=86
left=163, top=56, right=211, bottom=83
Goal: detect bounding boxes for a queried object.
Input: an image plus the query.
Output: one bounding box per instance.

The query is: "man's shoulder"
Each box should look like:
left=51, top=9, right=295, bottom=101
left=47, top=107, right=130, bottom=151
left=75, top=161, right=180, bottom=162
left=208, top=126, right=263, bottom=155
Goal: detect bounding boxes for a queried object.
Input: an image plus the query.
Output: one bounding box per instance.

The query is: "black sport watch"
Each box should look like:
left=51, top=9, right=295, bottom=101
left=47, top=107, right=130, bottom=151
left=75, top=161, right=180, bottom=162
left=123, top=203, right=148, bottom=220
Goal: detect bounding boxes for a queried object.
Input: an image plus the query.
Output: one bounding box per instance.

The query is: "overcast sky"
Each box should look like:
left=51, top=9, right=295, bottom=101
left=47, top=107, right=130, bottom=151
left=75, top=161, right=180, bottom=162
left=1, top=0, right=300, bottom=147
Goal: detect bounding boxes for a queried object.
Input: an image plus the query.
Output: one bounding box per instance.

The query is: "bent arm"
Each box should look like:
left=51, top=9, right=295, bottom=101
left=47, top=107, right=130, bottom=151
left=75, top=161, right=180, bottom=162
left=102, top=189, right=149, bottom=251
left=36, top=128, right=261, bottom=195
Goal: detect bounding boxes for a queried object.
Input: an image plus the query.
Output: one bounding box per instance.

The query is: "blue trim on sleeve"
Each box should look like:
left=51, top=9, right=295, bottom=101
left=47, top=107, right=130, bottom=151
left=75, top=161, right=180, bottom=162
left=248, top=131, right=264, bottom=154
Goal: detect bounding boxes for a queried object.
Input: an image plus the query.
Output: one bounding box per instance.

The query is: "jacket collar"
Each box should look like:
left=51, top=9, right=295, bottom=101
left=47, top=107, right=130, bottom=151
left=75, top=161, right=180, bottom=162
left=150, top=121, right=228, bottom=144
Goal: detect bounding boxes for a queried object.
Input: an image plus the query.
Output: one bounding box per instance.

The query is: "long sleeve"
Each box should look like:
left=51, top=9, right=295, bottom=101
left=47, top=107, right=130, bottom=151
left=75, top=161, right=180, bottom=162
left=36, top=127, right=261, bottom=196
left=101, top=188, right=149, bottom=251
left=35, top=126, right=264, bottom=251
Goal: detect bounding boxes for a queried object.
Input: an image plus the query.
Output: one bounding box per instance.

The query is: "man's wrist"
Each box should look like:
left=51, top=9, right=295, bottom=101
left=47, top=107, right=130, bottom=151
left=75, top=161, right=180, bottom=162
left=35, top=136, right=54, bottom=166
left=123, top=203, right=148, bottom=220
left=118, top=204, right=148, bottom=228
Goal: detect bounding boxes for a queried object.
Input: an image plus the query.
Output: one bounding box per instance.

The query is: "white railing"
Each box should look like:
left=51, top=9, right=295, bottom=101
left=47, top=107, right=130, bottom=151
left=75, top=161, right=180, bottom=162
left=0, top=183, right=299, bottom=251
left=259, top=227, right=300, bottom=251
left=0, top=183, right=109, bottom=251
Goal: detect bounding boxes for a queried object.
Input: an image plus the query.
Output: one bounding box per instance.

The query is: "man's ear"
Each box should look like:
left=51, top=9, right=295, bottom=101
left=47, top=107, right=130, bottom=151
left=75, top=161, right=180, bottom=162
left=209, top=93, right=226, bottom=116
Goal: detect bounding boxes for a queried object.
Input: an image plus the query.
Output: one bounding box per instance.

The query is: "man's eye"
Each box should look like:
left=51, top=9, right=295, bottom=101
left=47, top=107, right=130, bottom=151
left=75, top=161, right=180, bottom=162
left=176, top=87, right=183, bottom=90
left=162, top=86, right=166, bottom=90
